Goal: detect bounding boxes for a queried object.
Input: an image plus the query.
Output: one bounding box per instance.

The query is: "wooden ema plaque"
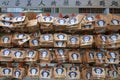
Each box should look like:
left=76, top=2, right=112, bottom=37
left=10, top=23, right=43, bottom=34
left=26, top=19, right=39, bottom=32
left=92, top=67, right=105, bottom=79
left=1, top=68, right=13, bottom=77
left=54, top=67, right=66, bottom=79
left=68, top=50, right=81, bottom=63
left=80, top=35, right=93, bottom=48
left=13, top=68, right=25, bottom=79
left=40, top=34, right=53, bottom=47
left=0, top=49, right=13, bottom=62
left=95, top=15, right=108, bottom=33
left=67, top=35, right=79, bottom=47
left=54, top=33, right=67, bottom=41
left=29, top=38, right=40, bottom=47
left=66, top=15, right=81, bottom=31
left=40, top=68, right=52, bottom=79
left=13, top=16, right=29, bottom=28
left=81, top=68, right=92, bottom=80
left=25, top=49, right=38, bottom=62
left=55, top=49, right=68, bottom=62
left=0, top=35, right=12, bottom=47
left=28, top=67, right=40, bottom=78
left=39, top=49, right=50, bottom=64
left=67, top=66, right=80, bottom=79
left=85, top=50, right=95, bottom=63
left=106, top=14, right=120, bottom=31
left=12, top=49, right=25, bottom=62
left=54, top=16, right=67, bottom=31
left=107, top=33, right=120, bottom=44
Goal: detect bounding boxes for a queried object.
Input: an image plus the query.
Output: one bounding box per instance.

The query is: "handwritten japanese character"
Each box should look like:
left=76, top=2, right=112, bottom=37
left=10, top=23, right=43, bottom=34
left=111, top=1, right=118, bottom=6
left=63, top=0, right=69, bottom=6
left=15, top=0, right=20, bottom=6
left=27, top=0, right=32, bottom=6
left=100, top=0, right=105, bottom=6
left=39, top=0, right=45, bottom=6
left=51, top=0, right=57, bottom=6
left=2, top=1, right=9, bottom=6
left=75, top=0, right=81, bottom=6
left=87, top=0, right=92, bottom=6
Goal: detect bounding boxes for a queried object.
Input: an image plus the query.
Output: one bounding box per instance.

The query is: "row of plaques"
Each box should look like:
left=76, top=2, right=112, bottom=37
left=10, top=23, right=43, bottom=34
left=0, top=14, right=120, bottom=32
left=0, top=33, right=120, bottom=48
left=0, top=65, right=119, bottom=79
left=0, top=48, right=119, bottom=64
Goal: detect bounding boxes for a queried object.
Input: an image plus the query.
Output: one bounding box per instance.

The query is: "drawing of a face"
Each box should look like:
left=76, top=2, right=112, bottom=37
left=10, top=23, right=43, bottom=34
left=42, top=71, right=50, bottom=77
left=43, top=35, right=50, bottom=41
left=72, top=53, right=78, bottom=60
left=57, top=34, right=65, bottom=39
left=3, top=69, right=11, bottom=75
left=15, top=71, right=21, bottom=77
left=56, top=41, right=64, bottom=47
left=3, top=37, right=9, bottom=43
left=32, top=69, right=36, bottom=75
left=110, top=35, right=118, bottom=41
left=44, top=16, right=52, bottom=22
left=97, top=20, right=105, bottom=26
left=32, top=39, right=39, bottom=45
left=111, top=19, right=119, bottom=25
left=30, top=68, right=37, bottom=75
left=100, top=35, right=107, bottom=41
left=3, top=17, right=12, bottom=21
left=109, top=52, right=116, bottom=58
left=70, top=37, right=77, bottom=43
left=68, top=18, right=77, bottom=24
left=43, top=72, right=48, bottom=77
left=89, top=53, right=94, bottom=59
left=3, top=50, right=11, bottom=56
left=58, top=19, right=66, bottom=24
left=69, top=67, right=77, bottom=71
left=56, top=68, right=64, bottom=75
left=94, top=68, right=103, bottom=74
left=83, top=36, right=91, bottom=42
left=3, top=22, right=11, bottom=26
left=15, top=51, right=22, bottom=58
left=86, top=16, right=93, bottom=21
left=41, top=51, right=48, bottom=57
left=28, top=51, right=34, bottom=57
left=69, top=72, right=77, bottom=78
left=96, top=53, right=103, bottom=59
left=112, top=71, right=118, bottom=77
left=108, top=58, right=115, bottom=63
left=17, top=34, right=24, bottom=39
left=86, top=72, right=91, bottom=79
left=16, top=16, right=24, bottom=21
left=58, top=49, right=64, bottom=56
